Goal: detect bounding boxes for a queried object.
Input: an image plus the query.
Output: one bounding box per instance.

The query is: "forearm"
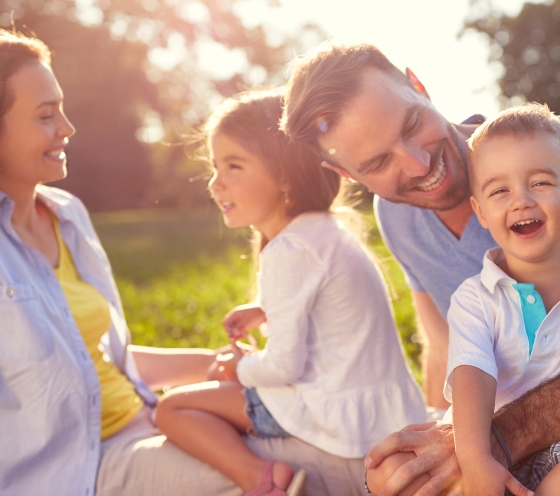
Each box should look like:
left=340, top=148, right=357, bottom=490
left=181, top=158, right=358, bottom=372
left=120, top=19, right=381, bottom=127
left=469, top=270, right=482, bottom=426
left=452, top=366, right=496, bottom=466
left=493, top=373, right=560, bottom=465
left=129, top=345, right=217, bottom=391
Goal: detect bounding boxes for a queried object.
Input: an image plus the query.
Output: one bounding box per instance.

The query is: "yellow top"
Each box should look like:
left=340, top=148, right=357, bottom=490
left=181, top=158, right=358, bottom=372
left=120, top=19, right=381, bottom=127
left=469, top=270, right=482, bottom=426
left=53, top=218, right=143, bottom=440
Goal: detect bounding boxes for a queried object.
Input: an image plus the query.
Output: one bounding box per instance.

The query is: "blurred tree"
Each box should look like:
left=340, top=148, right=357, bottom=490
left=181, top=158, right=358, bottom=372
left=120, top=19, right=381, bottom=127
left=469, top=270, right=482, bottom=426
left=0, top=0, right=325, bottom=210
left=464, top=0, right=560, bottom=113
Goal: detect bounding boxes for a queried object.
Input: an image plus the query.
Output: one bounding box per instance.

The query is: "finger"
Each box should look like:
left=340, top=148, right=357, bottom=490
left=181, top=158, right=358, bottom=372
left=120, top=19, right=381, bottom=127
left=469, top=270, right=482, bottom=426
left=504, top=475, right=534, bottom=496
left=378, top=456, right=437, bottom=496
left=367, top=430, right=430, bottom=467
left=442, top=479, right=463, bottom=496
left=401, top=421, right=438, bottom=433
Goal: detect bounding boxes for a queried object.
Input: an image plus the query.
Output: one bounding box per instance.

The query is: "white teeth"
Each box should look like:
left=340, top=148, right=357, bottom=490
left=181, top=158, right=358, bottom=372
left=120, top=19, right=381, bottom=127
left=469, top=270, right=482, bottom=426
left=416, top=159, right=447, bottom=192
left=514, top=219, right=540, bottom=226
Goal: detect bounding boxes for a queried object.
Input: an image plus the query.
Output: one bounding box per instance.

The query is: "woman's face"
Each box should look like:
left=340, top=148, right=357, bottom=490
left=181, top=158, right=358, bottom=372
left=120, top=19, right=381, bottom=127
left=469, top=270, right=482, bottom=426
left=0, top=60, right=75, bottom=189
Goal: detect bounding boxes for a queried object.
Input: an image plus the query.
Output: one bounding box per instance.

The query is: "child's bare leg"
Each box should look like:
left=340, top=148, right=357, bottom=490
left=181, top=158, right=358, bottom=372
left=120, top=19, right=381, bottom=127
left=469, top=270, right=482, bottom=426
left=534, top=462, right=560, bottom=495
left=155, top=380, right=293, bottom=491
left=366, top=451, right=430, bottom=496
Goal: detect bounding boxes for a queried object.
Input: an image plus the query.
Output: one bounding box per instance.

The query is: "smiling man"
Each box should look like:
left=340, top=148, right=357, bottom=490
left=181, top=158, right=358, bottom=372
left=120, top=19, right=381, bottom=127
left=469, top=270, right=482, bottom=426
left=282, top=42, right=560, bottom=495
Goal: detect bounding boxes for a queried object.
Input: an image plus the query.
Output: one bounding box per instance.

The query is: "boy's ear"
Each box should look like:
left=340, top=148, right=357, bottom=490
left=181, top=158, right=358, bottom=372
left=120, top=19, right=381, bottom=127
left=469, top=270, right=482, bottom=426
left=470, top=195, right=489, bottom=230
left=406, top=68, right=430, bottom=101
left=321, top=160, right=353, bottom=179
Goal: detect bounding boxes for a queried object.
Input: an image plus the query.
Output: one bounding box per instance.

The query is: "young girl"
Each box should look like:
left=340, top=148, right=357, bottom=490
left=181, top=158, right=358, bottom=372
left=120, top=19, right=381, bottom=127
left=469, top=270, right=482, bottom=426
left=155, top=88, right=426, bottom=496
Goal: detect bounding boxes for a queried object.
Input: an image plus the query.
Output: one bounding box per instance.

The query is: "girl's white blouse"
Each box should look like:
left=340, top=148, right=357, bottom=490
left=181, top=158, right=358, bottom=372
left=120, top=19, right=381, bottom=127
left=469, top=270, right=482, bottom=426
left=237, top=212, right=425, bottom=458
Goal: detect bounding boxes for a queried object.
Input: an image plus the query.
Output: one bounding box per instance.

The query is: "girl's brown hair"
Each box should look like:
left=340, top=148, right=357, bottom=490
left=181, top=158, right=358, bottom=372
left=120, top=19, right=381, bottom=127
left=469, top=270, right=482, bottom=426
left=0, top=29, right=52, bottom=122
left=204, top=87, right=341, bottom=246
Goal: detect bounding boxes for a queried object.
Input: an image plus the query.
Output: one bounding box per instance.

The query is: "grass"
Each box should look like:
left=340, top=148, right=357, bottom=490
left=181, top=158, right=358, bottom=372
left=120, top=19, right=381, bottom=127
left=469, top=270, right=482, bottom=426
left=92, top=206, right=421, bottom=379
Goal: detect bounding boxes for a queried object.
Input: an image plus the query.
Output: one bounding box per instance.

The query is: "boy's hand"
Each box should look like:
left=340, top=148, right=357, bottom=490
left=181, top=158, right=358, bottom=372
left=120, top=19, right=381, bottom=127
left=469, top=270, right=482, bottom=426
left=223, top=304, right=266, bottom=340
left=462, top=455, right=533, bottom=496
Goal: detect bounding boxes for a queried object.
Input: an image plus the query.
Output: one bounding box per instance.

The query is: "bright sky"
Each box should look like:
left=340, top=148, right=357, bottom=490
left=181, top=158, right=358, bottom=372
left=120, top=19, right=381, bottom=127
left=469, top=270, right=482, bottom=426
left=224, top=0, right=535, bottom=123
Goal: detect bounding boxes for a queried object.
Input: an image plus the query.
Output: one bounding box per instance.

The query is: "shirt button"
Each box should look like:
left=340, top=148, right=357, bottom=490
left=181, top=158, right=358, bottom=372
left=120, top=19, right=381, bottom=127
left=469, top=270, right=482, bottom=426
left=526, top=295, right=536, bottom=304
left=6, top=287, right=14, bottom=297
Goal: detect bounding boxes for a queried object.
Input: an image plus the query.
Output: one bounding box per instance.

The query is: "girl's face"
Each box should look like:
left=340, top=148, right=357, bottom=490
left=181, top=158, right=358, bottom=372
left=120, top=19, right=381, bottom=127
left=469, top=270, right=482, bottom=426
left=0, top=60, right=75, bottom=190
left=209, top=131, right=291, bottom=240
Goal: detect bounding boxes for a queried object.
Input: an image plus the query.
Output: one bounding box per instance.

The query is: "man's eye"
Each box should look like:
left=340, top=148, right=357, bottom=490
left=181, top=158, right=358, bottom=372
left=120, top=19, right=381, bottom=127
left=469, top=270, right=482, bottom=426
left=405, top=114, right=420, bottom=136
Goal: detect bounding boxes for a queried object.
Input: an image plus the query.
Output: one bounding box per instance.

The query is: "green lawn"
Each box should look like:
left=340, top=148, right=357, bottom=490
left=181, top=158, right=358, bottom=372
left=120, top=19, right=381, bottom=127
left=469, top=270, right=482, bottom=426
left=92, top=206, right=421, bottom=378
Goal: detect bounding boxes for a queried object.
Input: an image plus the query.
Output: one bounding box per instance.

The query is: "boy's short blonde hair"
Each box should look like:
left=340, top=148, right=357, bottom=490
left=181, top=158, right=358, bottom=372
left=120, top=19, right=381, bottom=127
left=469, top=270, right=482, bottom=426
left=467, top=102, right=560, bottom=153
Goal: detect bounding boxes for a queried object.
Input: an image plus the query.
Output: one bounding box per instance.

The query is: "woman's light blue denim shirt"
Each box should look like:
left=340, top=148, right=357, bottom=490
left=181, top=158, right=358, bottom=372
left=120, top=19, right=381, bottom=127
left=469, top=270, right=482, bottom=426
left=0, top=185, right=157, bottom=496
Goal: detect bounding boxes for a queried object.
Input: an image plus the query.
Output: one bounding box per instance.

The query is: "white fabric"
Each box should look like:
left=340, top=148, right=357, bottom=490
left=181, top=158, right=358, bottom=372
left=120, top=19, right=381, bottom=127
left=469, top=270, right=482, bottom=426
left=445, top=247, right=560, bottom=410
left=237, top=212, right=426, bottom=458
left=96, top=407, right=366, bottom=496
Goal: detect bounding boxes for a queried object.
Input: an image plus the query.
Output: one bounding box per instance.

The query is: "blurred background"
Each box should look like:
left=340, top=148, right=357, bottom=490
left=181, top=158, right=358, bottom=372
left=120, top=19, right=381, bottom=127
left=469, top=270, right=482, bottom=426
left=4, top=0, right=558, bottom=377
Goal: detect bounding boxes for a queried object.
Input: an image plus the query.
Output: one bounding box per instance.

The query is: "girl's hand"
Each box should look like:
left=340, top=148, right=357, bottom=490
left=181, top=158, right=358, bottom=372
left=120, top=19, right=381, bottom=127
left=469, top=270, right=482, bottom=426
left=223, top=304, right=266, bottom=340
left=462, top=455, right=533, bottom=496
left=210, top=345, right=246, bottom=381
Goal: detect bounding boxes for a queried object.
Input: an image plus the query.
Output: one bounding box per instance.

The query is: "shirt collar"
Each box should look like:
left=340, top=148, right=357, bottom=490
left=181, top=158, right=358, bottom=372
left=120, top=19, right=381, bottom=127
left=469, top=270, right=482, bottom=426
left=0, top=185, right=72, bottom=221
left=480, top=247, right=517, bottom=293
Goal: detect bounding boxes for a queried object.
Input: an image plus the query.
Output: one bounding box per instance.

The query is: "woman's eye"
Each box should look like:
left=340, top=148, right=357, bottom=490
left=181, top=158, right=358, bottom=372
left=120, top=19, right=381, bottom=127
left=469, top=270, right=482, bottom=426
left=40, top=113, right=54, bottom=121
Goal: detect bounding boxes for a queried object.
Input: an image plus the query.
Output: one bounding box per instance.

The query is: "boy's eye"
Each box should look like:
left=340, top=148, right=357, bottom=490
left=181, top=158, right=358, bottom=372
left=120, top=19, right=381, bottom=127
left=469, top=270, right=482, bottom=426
left=489, top=187, right=507, bottom=197
left=534, top=181, right=551, bottom=187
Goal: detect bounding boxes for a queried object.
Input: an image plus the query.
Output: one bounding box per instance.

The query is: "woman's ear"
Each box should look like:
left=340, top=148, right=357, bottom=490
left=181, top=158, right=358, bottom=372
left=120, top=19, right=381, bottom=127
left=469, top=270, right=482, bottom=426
left=321, top=161, right=352, bottom=179
left=470, top=195, right=489, bottom=229
left=406, top=68, right=430, bottom=101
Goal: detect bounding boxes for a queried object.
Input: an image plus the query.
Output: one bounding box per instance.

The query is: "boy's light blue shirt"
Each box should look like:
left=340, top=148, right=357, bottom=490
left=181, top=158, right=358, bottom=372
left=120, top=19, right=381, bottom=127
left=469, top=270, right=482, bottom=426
left=0, top=185, right=157, bottom=496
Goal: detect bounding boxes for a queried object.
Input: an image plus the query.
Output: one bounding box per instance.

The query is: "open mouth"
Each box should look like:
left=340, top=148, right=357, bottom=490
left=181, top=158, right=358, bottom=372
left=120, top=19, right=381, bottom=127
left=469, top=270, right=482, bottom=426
left=45, top=148, right=66, bottom=161
left=510, top=219, right=543, bottom=235
left=219, top=201, right=234, bottom=213
left=415, top=151, right=447, bottom=192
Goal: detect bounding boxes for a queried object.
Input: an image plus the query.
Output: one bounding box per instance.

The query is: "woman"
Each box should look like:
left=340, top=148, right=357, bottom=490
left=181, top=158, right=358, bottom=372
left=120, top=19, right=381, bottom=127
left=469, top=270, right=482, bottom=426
left=0, top=29, right=231, bottom=496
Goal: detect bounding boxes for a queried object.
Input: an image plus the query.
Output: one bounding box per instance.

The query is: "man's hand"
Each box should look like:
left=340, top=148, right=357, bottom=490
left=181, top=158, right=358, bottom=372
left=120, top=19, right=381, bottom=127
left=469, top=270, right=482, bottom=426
left=223, top=304, right=266, bottom=340
left=365, top=422, right=461, bottom=496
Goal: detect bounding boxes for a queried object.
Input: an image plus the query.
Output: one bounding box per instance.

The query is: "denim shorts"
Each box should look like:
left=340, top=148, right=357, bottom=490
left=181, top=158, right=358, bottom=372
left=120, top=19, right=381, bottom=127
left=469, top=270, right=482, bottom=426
left=243, top=388, right=291, bottom=439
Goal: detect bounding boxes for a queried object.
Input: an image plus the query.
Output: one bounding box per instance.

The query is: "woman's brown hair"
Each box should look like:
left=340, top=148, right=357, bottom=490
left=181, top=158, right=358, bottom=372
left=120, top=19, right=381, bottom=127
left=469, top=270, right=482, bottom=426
left=0, top=29, right=52, bottom=122
left=204, top=87, right=341, bottom=246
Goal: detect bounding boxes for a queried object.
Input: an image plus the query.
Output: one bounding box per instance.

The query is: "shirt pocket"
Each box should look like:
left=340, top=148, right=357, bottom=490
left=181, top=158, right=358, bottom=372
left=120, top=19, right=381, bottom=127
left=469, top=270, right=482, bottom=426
left=0, top=283, right=54, bottom=361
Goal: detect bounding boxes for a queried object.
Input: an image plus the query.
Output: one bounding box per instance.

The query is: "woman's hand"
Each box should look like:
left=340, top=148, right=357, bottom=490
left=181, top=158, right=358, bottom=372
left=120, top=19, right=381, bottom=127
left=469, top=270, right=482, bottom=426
left=222, top=303, right=266, bottom=340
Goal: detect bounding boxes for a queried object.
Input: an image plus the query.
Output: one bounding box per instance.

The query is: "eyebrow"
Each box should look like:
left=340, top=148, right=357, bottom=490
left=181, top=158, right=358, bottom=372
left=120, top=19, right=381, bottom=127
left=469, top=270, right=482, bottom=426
left=36, top=100, right=62, bottom=110
left=355, top=104, right=420, bottom=175
left=480, top=167, right=558, bottom=192
left=221, top=154, right=248, bottom=163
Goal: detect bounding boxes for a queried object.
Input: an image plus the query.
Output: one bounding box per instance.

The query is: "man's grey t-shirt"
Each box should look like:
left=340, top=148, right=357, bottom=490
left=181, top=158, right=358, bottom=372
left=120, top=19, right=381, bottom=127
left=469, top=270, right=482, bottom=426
left=374, top=196, right=497, bottom=318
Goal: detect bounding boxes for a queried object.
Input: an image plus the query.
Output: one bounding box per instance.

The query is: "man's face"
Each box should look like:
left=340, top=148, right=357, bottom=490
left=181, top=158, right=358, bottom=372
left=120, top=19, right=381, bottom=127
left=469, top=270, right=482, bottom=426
left=318, top=68, right=471, bottom=211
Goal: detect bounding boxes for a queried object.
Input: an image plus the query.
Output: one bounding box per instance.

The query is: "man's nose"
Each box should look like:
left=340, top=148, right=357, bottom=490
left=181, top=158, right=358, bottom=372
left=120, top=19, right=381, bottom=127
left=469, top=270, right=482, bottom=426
left=396, top=141, right=431, bottom=178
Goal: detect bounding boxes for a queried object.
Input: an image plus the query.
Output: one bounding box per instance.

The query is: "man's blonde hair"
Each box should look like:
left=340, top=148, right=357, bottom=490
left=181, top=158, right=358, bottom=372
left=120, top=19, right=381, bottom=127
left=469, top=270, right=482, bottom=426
left=281, top=41, right=412, bottom=148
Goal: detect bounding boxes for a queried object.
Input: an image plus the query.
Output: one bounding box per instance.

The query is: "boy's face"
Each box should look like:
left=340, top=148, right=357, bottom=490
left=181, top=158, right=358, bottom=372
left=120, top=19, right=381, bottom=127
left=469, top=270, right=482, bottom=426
left=470, top=133, right=560, bottom=265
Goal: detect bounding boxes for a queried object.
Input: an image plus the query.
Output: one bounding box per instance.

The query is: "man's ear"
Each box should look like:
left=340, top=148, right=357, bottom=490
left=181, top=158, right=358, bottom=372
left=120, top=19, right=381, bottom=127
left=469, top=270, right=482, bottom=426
left=470, top=195, right=489, bottom=230
left=406, top=68, right=430, bottom=101
left=321, top=161, right=352, bottom=179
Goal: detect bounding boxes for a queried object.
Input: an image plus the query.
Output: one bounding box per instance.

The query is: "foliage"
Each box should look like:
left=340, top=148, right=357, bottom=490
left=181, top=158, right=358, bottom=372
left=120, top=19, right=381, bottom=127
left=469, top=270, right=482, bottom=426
left=464, top=0, right=560, bottom=111
left=92, top=207, right=422, bottom=380
left=0, top=0, right=326, bottom=211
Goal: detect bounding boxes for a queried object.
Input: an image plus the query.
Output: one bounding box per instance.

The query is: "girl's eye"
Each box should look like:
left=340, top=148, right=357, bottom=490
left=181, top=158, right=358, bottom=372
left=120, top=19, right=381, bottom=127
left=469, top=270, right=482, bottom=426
left=228, top=163, right=242, bottom=170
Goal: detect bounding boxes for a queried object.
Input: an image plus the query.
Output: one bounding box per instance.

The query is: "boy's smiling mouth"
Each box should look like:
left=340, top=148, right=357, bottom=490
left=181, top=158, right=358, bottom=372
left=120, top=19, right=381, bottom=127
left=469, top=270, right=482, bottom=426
left=510, top=219, right=544, bottom=235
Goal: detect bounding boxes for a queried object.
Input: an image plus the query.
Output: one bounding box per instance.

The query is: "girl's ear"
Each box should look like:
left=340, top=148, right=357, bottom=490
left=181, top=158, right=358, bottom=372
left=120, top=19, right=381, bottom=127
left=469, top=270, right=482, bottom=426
left=470, top=195, right=489, bottom=229
left=406, top=68, right=430, bottom=101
